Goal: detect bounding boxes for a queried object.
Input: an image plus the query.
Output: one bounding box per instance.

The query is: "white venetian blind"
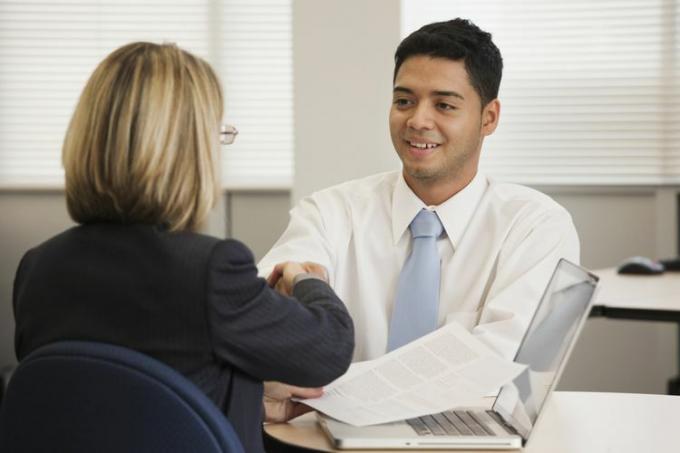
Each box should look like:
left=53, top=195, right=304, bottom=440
left=219, top=1, right=292, bottom=189
left=0, top=0, right=292, bottom=190
left=402, top=0, right=680, bottom=185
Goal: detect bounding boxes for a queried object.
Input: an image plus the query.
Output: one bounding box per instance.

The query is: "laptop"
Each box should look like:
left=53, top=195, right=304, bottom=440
left=318, top=259, right=599, bottom=450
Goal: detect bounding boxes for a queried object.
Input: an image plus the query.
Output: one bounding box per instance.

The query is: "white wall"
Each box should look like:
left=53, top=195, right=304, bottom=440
left=292, top=0, right=401, bottom=202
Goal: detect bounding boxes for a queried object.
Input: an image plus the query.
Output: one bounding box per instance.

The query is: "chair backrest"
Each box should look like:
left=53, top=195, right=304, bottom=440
left=0, top=341, right=244, bottom=453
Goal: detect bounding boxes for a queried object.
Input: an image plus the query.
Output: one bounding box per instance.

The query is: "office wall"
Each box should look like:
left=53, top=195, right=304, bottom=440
left=292, top=0, right=401, bottom=203
left=226, top=191, right=291, bottom=260
left=1, top=0, right=677, bottom=395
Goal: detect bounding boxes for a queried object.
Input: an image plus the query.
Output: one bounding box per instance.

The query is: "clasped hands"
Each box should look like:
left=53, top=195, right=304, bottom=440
left=265, top=261, right=328, bottom=296
left=264, top=261, right=329, bottom=423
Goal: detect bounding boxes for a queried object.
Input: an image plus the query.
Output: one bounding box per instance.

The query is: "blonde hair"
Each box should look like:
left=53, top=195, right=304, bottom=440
left=62, top=42, right=223, bottom=231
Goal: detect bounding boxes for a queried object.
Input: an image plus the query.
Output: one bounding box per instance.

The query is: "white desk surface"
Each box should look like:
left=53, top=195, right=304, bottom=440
left=593, top=267, right=680, bottom=311
left=265, top=391, right=680, bottom=453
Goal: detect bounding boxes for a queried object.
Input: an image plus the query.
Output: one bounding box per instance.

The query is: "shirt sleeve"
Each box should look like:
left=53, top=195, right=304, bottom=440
left=206, top=238, right=354, bottom=387
left=257, top=196, right=337, bottom=281
left=471, top=207, right=580, bottom=360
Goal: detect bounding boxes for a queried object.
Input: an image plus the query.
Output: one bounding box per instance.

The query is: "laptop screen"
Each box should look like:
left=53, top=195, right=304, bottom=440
left=492, top=259, right=598, bottom=439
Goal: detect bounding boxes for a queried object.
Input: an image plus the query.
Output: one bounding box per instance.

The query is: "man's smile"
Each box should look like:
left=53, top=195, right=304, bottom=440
left=407, top=140, right=439, bottom=149
left=403, top=137, right=442, bottom=158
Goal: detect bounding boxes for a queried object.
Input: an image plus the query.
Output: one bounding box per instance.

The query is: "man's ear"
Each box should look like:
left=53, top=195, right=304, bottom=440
left=481, top=99, right=501, bottom=136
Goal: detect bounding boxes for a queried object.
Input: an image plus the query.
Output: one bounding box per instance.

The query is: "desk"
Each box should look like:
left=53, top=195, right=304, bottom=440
left=590, top=268, right=680, bottom=393
left=591, top=268, right=680, bottom=321
left=265, top=392, right=680, bottom=452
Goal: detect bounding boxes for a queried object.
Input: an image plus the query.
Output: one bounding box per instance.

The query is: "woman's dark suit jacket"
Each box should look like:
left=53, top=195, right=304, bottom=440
left=12, top=223, right=355, bottom=452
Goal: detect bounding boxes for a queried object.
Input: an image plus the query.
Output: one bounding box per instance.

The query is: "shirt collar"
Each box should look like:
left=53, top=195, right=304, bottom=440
left=391, top=171, right=488, bottom=248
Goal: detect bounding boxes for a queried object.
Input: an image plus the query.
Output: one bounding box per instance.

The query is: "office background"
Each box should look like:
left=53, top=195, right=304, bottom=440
left=1, top=0, right=679, bottom=394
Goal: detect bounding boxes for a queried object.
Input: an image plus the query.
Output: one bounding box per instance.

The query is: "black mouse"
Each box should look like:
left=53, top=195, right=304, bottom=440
left=617, top=256, right=665, bottom=275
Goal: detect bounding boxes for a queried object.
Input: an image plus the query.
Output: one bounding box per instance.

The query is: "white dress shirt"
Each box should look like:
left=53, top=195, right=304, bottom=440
left=259, top=171, right=580, bottom=362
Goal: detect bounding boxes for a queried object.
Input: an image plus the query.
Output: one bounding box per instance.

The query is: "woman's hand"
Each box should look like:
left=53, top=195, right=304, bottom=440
left=263, top=381, right=323, bottom=423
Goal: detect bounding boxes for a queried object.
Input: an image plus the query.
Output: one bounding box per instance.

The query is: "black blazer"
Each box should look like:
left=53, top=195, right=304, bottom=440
left=13, top=223, right=354, bottom=452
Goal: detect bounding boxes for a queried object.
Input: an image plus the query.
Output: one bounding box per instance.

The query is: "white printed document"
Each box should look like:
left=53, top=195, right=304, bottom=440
left=302, top=322, right=526, bottom=426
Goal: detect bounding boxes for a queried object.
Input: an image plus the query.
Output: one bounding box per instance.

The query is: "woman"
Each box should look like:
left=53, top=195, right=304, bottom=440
left=12, top=42, right=354, bottom=452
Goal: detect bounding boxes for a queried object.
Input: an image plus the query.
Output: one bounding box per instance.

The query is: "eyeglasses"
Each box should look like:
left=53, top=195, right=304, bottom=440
left=220, top=124, right=238, bottom=145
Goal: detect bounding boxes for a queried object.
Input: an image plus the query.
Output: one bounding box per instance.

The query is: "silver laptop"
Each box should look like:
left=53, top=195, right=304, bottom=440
left=319, top=259, right=599, bottom=450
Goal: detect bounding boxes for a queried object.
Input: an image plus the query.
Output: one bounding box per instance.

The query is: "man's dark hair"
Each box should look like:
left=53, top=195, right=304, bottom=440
left=394, top=18, right=503, bottom=107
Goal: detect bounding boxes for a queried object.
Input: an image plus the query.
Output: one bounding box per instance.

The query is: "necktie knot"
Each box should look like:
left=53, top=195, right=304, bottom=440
left=410, top=209, right=443, bottom=239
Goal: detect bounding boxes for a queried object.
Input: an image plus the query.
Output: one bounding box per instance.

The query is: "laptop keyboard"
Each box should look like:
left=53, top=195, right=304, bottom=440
left=407, top=410, right=514, bottom=437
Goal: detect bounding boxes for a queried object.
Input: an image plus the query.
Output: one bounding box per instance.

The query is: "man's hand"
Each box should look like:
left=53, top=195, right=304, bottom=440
left=266, top=261, right=329, bottom=296
left=300, top=261, right=329, bottom=282
left=263, top=381, right=323, bottom=423
left=266, top=261, right=305, bottom=295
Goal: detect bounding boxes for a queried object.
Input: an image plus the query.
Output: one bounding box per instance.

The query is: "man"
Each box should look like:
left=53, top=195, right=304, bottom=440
left=261, top=18, right=579, bottom=365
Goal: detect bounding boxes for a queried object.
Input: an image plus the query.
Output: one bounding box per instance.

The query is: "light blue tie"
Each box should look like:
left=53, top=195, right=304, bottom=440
left=387, top=209, right=443, bottom=351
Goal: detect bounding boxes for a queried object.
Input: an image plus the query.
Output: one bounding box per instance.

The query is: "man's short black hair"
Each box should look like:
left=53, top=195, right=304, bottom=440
left=394, top=18, right=503, bottom=107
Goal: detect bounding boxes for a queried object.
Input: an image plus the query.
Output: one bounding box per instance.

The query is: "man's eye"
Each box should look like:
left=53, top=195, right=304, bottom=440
left=394, top=98, right=412, bottom=107
left=437, top=102, right=455, bottom=111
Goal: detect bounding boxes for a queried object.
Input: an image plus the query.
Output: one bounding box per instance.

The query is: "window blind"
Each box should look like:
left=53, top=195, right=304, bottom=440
left=0, top=0, right=292, bottom=190
left=401, top=0, right=680, bottom=185
left=219, top=1, right=293, bottom=189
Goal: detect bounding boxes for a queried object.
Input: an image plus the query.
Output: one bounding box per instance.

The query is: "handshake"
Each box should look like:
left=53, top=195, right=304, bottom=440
left=263, top=261, right=331, bottom=424
left=265, top=261, right=329, bottom=296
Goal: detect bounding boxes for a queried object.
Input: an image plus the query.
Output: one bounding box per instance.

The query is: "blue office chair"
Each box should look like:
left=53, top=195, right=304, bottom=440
left=0, top=341, right=244, bottom=453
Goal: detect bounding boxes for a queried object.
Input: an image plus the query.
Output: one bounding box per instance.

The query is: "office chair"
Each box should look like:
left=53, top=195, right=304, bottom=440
left=0, top=341, right=244, bottom=453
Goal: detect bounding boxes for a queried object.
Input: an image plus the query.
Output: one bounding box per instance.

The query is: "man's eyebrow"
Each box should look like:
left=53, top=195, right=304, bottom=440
left=433, top=90, right=465, bottom=100
left=393, top=86, right=413, bottom=94
left=393, top=86, right=464, bottom=100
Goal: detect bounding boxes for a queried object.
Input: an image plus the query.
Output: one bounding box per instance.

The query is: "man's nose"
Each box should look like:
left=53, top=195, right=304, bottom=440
left=406, top=104, right=435, bottom=130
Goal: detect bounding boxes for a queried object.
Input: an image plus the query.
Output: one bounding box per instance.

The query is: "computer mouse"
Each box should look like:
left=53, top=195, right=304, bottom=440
left=617, top=256, right=665, bottom=275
